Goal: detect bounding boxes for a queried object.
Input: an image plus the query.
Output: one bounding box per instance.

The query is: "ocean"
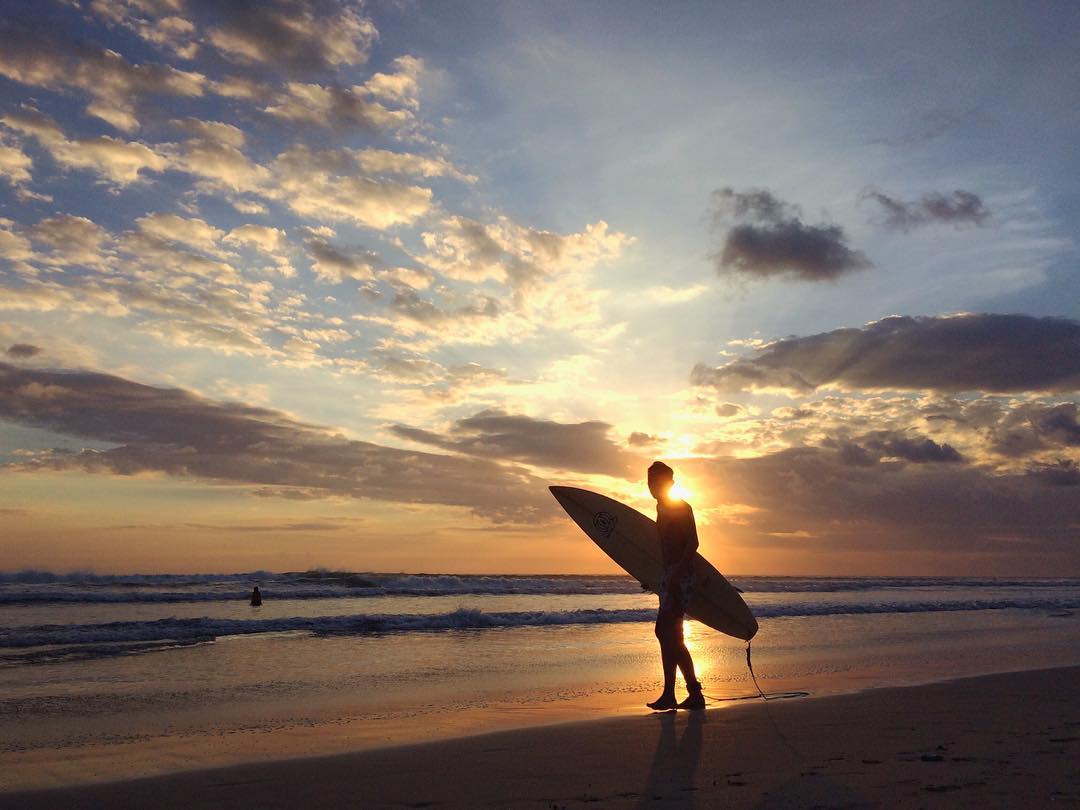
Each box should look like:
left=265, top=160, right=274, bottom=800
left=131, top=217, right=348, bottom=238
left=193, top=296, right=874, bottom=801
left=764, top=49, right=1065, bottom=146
left=2, top=571, right=1080, bottom=789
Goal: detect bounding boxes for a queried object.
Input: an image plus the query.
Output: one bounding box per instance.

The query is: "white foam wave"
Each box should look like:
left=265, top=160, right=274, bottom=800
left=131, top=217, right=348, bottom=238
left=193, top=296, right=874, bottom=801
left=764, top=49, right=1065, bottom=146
left=3, top=597, right=1078, bottom=653
left=4, top=570, right=1078, bottom=605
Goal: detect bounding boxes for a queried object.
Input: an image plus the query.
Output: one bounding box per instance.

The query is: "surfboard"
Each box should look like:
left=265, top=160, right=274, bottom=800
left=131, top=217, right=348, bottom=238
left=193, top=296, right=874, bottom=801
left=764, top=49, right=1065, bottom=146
left=550, top=486, right=758, bottom=641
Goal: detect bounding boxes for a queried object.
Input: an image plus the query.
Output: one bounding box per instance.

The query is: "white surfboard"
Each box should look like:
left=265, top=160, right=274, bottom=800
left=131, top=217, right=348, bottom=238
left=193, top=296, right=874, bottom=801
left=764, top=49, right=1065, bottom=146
left=550, top=486, right=758, bottom=641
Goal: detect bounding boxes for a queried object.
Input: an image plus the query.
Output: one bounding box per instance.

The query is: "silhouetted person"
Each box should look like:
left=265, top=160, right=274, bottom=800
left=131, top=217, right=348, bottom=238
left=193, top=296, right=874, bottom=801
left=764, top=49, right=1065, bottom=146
left=646, top=461, right=704, bottom=711
left=250, top=585, right=262, bottom=606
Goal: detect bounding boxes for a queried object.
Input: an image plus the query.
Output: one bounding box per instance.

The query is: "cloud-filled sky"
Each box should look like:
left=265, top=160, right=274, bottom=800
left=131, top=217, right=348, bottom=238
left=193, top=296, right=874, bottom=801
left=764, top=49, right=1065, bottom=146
left=1, top=0, right=1078, bottom=575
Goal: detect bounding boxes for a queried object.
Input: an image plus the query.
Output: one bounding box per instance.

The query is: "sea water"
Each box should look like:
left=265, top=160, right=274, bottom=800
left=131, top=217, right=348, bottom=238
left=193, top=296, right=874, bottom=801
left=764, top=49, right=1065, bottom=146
left=1, top=572, right=1079, bottom=789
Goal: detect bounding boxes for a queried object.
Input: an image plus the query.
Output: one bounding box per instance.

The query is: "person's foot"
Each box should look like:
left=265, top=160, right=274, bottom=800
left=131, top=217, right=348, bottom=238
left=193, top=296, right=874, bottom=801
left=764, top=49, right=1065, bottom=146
left=678, top=681, right=706, bottom=710
left=677, top=692, right=706, bottom=710
left=647, top=693, right=678, bottom=710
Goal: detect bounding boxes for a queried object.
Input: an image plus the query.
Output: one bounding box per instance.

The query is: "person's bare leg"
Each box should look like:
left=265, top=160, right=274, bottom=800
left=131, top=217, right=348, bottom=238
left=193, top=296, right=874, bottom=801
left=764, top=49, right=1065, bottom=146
left=648, top=614, right=679, bottom=709
left=676, top=643, right=697, bottom=686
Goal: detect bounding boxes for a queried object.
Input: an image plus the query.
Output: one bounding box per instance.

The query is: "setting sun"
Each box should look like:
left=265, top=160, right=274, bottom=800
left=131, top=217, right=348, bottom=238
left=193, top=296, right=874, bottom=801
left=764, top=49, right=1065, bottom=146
left=668, top=481, right=693, bottom=502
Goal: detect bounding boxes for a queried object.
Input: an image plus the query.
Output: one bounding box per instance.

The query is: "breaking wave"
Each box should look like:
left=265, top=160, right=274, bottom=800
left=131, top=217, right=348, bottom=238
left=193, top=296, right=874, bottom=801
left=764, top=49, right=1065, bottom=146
left=3, top=570, right=1079, bottom=605
left=3, top=596, right=1078, bottom=656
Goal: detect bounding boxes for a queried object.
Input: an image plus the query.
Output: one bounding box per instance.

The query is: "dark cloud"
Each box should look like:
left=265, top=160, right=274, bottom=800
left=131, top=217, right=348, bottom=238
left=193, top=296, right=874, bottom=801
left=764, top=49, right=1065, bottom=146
left=863, top=189, right=989, bottom=231
left=391, top=409, right=641, bottom=477
left=304, top=235, right=379, bottom=283
left=386, top=289, right=501, bottom=325
left=875, top=435, right=962, bottom=463
left=988, top=402, right=1080, bottom=457
left=684, top=447, right=1080, bottom=563
left=837, top=441, right=876, bottom=467
left=1025, top=460, right=1080, bottom=487
left=627, top=431, right=660, bottom=448
left=1032, top=403, right=1080, bottom=446
left=692, top=314, right=1080, bottom=394
left=0, top=22, right=205, bottom=130
left=715, top=403, right=741, bottom=418
left=829, top=432, right=963, bottom=465
left=190, top=0, right=377, bottom=74
left=0, top=363, right=553, bottom=523
left=5, top=343, right=41, bottom=359
left=709, top=187, right=871, bottom=282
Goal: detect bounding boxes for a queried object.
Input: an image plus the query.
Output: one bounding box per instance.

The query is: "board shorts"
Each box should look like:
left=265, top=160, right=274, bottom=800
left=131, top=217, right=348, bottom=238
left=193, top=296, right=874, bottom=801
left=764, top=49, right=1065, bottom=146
left=658, top=566, right=693, bottom=617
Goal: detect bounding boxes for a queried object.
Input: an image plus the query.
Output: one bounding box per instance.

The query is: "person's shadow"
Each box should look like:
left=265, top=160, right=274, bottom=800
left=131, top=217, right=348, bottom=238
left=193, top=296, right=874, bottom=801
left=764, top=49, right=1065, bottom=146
left=638, top=710, right=705, bottom=807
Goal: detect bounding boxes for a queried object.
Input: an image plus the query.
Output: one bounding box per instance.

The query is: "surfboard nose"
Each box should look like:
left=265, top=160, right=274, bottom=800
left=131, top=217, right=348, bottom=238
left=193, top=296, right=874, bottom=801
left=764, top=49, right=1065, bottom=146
left=549, top=485, right=571, bottom=509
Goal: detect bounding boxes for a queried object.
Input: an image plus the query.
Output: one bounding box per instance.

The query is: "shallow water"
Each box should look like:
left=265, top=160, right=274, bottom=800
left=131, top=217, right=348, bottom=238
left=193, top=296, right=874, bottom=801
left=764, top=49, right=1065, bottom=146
left=1, top=573, right=1078, bottom=790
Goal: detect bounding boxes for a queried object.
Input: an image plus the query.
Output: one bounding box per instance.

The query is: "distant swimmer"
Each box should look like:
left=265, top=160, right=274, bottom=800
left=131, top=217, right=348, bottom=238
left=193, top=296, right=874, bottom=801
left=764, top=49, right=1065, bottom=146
left=646, top=461, right=704, bottom=711
left=250, top=585, right=262, bottom=606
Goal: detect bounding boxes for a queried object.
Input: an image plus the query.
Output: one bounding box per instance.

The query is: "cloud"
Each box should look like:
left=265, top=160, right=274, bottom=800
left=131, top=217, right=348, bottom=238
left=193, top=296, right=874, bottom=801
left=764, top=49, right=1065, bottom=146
left=91, top=0, right=379, bottom=76
left=827, top=431, right=963, bottom=464
left=0, top=279, right=128, bottom=317
left=0, top=219, right=33, bottom=266
left=264, top=82, right=412, bottom=130
left=0, top=362, right=553, bottom=523
left=421, top=216, right=629, bottom=287
left=1025, top=460, right=1080, bottom=487
left=262, top=53, right=426, bottom=130
left=862, top=189, right=990, bottom=231
left=0, top=208, right=295, bottom=357
left=365, top=55, right=423, bottom=107
left=166, top=118, right=270, bottom=194
left=0, top=23, right=205, bottom=130
left=91, top=1, right=199, bottom=59
left=5, top=343, right=41, bottom=359
left=225, top=224, right=287, bottom=253
left=170, top=118, right=247, bottom=148
left=687, top=445, right=1080, bottom=560
left=136, top=212, right=223, bottom=253
left=304, top=235, right=379, bottom=282
left=200, top=0, right=378, bottom=73
left=362, top=289, right=504, bottom=342
left=627, top=431, right=661, bottom=448
left=391, top=409, right=640, bottom=477
left=361, top=212, right=630, bottom=350
left=1027, top=403, right=1080, bottom=447
left=270, top=145, right=432, bottom=229
left=0, top=136, right=32, bottom=186
left=0, top=108, right=168, bottom=185
left=351, top=147, right=475, bottom=183
left=692, top=314, right=1080, bottom=394
left=709, top=187, right=871, bottom=282
left=30, top=215, right=112, bottom=268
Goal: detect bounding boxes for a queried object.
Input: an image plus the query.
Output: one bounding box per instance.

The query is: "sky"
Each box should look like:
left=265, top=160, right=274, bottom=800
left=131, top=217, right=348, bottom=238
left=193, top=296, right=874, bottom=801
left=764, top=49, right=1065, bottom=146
left=1, top=0, right=1078, bottom=576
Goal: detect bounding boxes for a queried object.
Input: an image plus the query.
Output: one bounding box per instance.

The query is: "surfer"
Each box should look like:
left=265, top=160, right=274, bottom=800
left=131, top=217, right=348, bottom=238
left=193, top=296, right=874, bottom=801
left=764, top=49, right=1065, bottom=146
left=250, top=585, right=262, bottom=606
left=646, top=461, right=705, bottom=711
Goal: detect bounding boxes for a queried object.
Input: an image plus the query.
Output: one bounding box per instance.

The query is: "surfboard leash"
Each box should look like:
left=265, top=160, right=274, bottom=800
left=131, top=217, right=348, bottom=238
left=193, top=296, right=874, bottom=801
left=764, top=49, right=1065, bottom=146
left=746, top=640, right=768, bottom=701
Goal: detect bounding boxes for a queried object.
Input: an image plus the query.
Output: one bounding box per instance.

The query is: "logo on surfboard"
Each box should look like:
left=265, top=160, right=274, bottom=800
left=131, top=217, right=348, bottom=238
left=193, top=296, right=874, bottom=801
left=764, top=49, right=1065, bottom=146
left=593, top=511, right=617, bottom=538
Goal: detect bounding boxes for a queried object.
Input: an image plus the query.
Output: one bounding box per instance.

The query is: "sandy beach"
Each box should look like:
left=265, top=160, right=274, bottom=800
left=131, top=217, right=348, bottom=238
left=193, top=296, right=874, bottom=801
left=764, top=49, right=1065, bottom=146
left=4, top=665, right=1078, bottom=809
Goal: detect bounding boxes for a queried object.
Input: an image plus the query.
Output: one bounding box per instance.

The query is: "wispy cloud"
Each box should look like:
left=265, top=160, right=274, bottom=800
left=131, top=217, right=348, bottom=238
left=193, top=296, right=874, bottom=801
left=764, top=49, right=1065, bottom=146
left=0, top=362, right=553, bottom=523
left=862, top=189, right=990, bottom=231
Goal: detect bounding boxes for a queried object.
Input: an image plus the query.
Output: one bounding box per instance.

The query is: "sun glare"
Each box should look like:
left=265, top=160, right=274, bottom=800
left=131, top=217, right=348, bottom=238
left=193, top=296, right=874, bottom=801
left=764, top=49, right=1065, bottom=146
left=668, top=481, right=692, bottom=502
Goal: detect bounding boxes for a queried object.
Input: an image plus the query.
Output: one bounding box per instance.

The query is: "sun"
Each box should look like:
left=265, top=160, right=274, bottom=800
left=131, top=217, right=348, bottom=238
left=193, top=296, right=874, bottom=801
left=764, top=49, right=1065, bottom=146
left=668, top=481, right=692, bottom=502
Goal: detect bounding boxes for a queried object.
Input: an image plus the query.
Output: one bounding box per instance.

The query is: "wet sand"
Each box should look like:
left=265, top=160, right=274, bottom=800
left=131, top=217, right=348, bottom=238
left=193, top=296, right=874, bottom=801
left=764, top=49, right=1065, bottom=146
left=3, top=665, right=1078, bottom=808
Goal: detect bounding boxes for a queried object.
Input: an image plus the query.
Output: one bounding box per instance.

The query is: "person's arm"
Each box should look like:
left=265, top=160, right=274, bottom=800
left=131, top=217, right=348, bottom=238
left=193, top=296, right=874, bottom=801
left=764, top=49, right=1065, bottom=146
left=673, top=505, right=699, bottom=578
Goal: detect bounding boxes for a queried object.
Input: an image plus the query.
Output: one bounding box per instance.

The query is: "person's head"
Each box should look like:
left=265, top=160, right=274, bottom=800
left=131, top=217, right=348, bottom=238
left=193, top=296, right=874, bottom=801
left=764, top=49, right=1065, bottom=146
left=647, top=461, right=674, bottom=501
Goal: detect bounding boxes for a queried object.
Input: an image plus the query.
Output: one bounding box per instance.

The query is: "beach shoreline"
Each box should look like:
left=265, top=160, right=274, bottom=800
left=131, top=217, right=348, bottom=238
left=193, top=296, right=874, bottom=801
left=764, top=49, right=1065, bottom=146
left=4, top=663, right=1078, bottom=808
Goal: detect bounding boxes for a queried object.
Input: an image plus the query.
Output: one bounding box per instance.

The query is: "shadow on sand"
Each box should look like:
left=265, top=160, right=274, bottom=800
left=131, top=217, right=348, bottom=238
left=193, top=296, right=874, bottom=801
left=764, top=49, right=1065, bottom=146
left=638, top=710, right=704, bottom=807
